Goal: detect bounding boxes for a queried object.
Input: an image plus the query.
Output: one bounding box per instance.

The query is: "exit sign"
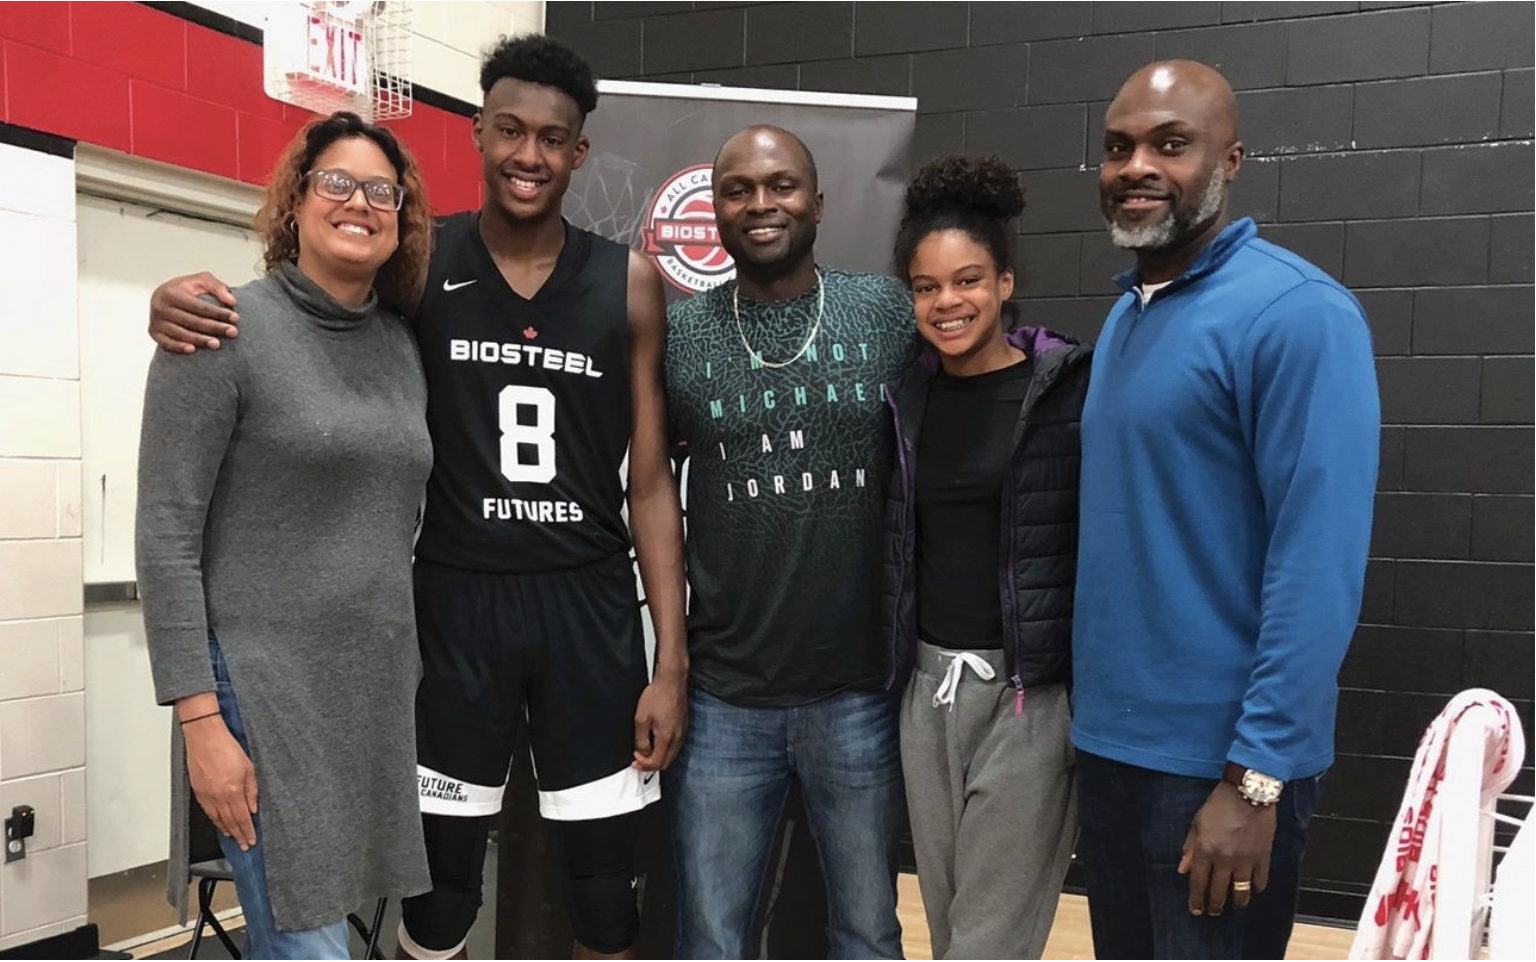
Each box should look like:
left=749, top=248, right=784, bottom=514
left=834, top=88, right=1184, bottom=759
left=302, top=13, right=367, bottom=95
left=263, top=0, right=412, bottom=120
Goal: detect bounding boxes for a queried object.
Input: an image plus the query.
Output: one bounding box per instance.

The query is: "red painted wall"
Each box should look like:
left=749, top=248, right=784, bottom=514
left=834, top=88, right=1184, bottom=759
left=0, top=2, right=483, bottom=214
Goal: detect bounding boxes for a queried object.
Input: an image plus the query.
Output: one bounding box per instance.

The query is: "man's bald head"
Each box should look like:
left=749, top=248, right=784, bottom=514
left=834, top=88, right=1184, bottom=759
left=1099, top=61, right=1245, bottom=277
left=713, top=125, right=819, bottom=193
left=1108, top=60, right=1239, bottom=148
left=710, top=124, right=824, bottom=291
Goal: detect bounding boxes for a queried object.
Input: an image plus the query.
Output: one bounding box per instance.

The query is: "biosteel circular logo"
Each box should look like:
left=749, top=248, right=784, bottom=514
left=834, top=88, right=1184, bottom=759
left=641, top=164, right=735, bottom=293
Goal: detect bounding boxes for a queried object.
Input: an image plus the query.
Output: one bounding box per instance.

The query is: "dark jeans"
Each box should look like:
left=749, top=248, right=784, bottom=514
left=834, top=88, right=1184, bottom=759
left=1075, top=751, right=1323, bottom=960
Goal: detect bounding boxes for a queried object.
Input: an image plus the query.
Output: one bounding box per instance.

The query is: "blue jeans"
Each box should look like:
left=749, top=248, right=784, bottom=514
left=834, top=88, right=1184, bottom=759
left=668, top=688, right=904, bottom=959
left=210, top=640, right=350, bottom=960
left=1075, top=751, right=1324, bottom=960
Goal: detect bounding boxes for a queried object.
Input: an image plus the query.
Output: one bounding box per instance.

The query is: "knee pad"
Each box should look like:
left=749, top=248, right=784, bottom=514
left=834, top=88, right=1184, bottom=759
left=399, top=883, right=481, bottom=957
left=566, top=869, right=641, bottom=955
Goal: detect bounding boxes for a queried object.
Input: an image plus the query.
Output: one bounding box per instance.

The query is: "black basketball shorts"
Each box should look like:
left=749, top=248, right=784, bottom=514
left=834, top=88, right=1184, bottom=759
left=411, top=553, right=661, bottom=820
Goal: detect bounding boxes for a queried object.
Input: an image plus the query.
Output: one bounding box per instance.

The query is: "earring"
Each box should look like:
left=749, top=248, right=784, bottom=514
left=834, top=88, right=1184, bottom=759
left=287, top=217, right=297, bottom=233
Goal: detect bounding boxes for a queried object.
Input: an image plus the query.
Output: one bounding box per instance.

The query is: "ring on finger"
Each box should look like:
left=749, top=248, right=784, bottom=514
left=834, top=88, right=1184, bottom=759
left=1232, top=880, right=1253, bottom=892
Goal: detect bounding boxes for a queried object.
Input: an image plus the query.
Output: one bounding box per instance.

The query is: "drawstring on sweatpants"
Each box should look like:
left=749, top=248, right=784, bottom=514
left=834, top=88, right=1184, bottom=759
left=931, top=652, right=996, bottom=711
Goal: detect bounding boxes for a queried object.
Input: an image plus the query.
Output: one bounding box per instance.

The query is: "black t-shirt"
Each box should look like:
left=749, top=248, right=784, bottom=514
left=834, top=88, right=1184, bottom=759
left=665, top=270, right=919, bottom=706
left=915, top=357, right=1033, bottom=649
left=413, top=214, right=633, bottom=572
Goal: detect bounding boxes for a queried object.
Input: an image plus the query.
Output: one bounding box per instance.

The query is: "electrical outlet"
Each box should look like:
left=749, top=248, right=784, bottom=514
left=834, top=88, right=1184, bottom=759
left=5, top=805, right=36, bottom=863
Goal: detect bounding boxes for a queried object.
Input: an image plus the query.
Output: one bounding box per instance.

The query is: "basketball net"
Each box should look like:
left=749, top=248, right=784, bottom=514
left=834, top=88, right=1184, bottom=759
left=263, top=1, right=413, bottom=122
left=565, top=153, right=649, bottom=249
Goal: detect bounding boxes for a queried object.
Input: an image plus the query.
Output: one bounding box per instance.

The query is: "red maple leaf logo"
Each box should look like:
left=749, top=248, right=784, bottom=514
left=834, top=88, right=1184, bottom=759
left=522, top=326, right=539, bottom=339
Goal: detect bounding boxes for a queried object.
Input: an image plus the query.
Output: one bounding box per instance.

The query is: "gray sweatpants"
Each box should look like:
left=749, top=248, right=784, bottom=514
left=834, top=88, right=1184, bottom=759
left=900, top=641, right=1077, bottom=960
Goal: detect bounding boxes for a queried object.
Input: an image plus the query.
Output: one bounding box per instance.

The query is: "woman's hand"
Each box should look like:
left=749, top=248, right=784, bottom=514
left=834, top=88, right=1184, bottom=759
left=181, top=708, right=259, bottom=851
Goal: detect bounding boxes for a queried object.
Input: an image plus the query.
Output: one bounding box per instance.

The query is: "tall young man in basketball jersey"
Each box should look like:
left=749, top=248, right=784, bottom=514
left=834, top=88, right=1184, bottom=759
left=148, top=36, right=687, bottom=962
left=662, top=125, right=917, bottom=959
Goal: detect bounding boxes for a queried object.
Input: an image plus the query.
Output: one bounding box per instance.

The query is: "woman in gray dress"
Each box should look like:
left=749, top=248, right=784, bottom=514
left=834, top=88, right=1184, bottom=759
left=136, top=111, right=435, bottom=960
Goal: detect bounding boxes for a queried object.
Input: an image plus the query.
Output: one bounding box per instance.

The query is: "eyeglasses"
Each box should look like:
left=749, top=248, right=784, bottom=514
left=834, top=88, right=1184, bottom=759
left=304, top=168, right=406, bottom=212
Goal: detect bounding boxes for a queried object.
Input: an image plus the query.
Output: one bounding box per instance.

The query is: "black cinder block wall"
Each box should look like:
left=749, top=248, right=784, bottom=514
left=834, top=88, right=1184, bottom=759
left=547, top=0, right=1536, bottom=922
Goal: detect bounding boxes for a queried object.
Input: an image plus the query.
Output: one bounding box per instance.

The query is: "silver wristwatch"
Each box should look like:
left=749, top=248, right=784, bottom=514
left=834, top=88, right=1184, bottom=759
left=1224, top=763, right=1283, bottom=807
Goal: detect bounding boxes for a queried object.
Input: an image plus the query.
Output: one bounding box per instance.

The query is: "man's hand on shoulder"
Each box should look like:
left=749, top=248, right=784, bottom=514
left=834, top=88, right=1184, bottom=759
left=1178, top=780, right=1277, bottom=917
left=149, top=272, right=240, bottom=353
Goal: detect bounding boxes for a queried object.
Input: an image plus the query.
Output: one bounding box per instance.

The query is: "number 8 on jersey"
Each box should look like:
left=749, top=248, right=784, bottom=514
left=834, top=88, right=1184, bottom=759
left=500, top=385, right=557, bottom=484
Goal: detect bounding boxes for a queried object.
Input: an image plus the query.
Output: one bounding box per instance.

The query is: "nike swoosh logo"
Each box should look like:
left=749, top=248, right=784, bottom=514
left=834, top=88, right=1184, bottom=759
left=443, top=278, right=478, bottom=292
left=642, top=773, right=656, bottom=786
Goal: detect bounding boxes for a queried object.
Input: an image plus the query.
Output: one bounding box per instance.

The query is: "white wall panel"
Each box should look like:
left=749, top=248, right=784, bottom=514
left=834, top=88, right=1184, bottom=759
left=76, top=194, right=262, bottom=585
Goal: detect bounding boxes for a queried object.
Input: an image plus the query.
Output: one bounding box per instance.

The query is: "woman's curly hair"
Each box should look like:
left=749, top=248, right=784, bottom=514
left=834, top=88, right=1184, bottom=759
left=894, top=155, right=1024, bottom=282
left=254, top=111, right=432, bottom=312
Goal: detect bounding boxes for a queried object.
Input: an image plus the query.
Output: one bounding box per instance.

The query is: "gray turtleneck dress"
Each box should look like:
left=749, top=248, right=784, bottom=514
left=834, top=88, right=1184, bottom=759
left=136, top=262, right=433, bottom=931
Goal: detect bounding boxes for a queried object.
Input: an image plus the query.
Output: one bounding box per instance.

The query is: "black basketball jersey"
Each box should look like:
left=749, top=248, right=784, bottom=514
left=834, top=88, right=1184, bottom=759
left=413, top=213, right=633, bottom=572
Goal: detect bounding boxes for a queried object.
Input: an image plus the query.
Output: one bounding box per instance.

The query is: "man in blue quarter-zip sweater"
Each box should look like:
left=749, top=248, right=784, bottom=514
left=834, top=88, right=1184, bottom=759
left=1072, top=60, right=1380, bottom=960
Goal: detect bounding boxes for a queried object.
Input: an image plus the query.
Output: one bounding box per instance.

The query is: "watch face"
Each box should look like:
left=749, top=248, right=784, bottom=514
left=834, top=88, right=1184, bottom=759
left=1241, top=770, right=1283, bottom=805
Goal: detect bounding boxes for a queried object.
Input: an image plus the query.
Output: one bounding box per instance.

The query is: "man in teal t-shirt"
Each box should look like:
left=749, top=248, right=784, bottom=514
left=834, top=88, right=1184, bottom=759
left=663, top=125, right=917, bottom=959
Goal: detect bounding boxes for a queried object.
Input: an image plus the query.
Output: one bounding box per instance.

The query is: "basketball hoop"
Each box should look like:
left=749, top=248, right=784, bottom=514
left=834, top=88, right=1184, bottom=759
left=263, top=1, right=412, bottom=122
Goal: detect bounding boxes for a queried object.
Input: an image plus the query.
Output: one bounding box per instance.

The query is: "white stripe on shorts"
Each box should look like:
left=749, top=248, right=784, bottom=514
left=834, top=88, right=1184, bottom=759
left=417, top=764, right=505, bottom=816
left=538, top=764, right=662, bottom=821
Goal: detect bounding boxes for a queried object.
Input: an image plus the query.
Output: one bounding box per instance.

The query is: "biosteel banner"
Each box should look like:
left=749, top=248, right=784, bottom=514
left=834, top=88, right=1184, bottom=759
left=566, top=80, right=916, bottom=299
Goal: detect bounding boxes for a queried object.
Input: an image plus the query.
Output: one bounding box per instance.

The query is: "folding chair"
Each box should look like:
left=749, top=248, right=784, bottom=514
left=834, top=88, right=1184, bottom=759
left=1487, top=792, right=1534, bottom=960
left=185, top=802, right=241, bottom=960
left=185, top=800, right=390, bottom=959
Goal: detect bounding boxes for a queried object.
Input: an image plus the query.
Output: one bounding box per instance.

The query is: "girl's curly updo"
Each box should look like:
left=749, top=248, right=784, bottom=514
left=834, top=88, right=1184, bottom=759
left=893, top=155, right=1024, bottom=282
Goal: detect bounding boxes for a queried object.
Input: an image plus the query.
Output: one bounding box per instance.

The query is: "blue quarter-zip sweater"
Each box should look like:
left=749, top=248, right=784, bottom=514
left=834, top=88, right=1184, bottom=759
left=1071, top=218, right=1380, bottom=782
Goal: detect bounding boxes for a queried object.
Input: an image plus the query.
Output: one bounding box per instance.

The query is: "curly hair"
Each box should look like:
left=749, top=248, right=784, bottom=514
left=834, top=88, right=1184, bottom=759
left=893, top=156, right=1024, bottom=282
left=254, top=112, right=433, bottom=313
left=480, top=34, right=599, bottom=120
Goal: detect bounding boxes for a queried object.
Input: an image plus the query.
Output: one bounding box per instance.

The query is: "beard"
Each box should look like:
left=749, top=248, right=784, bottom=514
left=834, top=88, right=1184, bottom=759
left=1106, top=165, right=1226, bottom=251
